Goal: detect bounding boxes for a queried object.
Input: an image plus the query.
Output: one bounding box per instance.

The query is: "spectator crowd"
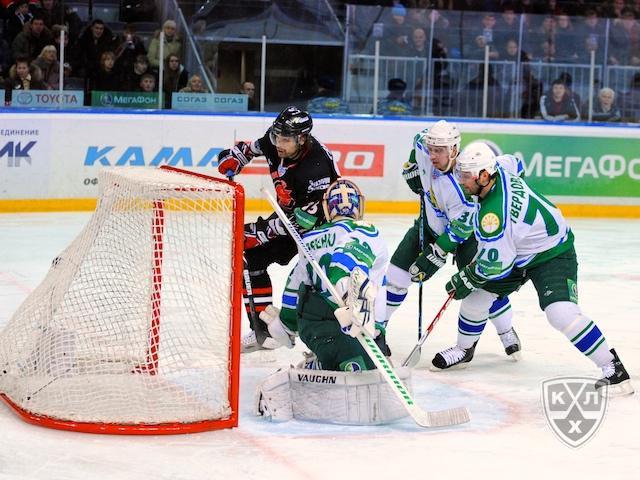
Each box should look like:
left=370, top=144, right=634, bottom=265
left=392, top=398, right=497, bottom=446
left=1, top=0, right=640, bottom=121
left=347, top=0, right=640, bottom=121
left=0, top=0, right=208, bottom=106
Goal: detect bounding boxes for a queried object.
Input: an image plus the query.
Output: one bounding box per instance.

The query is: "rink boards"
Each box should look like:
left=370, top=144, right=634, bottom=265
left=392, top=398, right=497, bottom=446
left=1, top=110, right=639, bottom=217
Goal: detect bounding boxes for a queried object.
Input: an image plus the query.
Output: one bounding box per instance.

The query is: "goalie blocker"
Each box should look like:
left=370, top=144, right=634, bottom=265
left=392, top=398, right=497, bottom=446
left=255, top=366, right=412, bottom=425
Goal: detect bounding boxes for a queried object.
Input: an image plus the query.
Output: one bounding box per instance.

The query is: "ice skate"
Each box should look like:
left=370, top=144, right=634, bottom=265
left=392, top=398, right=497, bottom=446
left=498, top=327, right=521, bottom=361
left=595, top=349, right=634, bottom=397
left=430, top=342, right=477, bottom=371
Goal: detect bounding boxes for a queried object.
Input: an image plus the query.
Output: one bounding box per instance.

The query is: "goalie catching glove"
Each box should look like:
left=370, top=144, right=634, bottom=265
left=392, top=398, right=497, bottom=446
left=334, top=267, right=381, bottom=339
left=409, top=243, right=447, bottom=282
left=259, top=305, right=296, bottom=349
left=217, top=141, right=259, bottom=177
left=445, top=264, right=487, bottom=300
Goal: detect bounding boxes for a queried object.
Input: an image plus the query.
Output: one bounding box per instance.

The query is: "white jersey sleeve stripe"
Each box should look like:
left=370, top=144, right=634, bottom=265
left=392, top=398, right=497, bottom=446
left=446, top=174, right=475, bottom=208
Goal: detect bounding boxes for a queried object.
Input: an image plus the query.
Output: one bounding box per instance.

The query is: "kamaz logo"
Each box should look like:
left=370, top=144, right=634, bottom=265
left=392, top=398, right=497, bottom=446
left=84, top=146, right=223, bottom=166
left=0, top=141, right=36, bottom=166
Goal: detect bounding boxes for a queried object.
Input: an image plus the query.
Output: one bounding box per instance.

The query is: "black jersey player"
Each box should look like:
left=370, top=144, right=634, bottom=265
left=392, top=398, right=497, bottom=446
left=217, top=106, right=340, bottom=352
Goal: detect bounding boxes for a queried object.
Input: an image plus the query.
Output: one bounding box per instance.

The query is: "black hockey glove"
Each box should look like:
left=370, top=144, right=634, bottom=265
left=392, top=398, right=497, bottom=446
left=244, top=217, right=288, bottom=250
left=446, top=265, right=487, bottom=300
left=409, top=244, right=447, bottom=282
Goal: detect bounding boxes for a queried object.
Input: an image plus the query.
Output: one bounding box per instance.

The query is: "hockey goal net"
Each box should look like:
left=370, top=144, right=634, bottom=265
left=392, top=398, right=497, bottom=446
left=0, top=166, right=244, bottom=434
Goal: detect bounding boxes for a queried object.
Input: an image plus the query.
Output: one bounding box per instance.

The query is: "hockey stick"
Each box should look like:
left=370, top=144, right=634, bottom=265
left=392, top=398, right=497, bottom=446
left=262, top=187, right=470, bottom=428
left=402, top=291, right=455, bottom=368
left=226, top=171, right=269, bottom=347
left=417, top=194, right=425, bottom=340
left=242, top=255, right=269, bottom=345
left=242, top=256, right=257, bottom=322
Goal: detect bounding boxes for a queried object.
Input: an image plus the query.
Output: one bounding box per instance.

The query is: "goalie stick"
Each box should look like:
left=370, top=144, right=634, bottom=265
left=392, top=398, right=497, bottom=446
left=402, top=292, right=455, bottom=368
left=262, top=187, right=470, bottom=428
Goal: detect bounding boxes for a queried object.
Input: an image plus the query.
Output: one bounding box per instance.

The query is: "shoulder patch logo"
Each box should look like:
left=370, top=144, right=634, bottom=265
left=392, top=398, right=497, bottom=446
left=481, top=212, right=500, bottom=233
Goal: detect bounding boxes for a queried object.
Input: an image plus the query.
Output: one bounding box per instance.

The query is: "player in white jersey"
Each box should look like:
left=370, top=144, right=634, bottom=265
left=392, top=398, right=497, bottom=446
left=435, top=141, right=633, bottom=396
left=387, top=120, right=520, bottom=360
left=259, top=178, right=390, bottom=371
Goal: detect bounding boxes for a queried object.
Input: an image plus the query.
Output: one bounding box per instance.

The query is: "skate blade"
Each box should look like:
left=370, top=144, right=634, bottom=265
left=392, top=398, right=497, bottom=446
left=241, top=339, right=284, bottom=354
left=241, top=343, right=278, bottom=354
left=241, top=345, right=263, bottom=354
left=262, top=337, right=286, bottom=350
left=507, top=351, right=521, bottom=362
left=601, top=380, right=635, bottom=398
left=429, top=362, right=470, bottom=372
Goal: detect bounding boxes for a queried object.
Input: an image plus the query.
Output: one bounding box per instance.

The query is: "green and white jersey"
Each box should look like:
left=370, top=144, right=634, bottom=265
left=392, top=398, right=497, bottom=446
left=471, top=165, right=574, bottom=282
left=280, top=218, right=389, bottom=328
left=495, top=153, right=524, bottom=178
left=413, top=142, right=475, bottom=253
left=413, top=139, right=524, bottom=253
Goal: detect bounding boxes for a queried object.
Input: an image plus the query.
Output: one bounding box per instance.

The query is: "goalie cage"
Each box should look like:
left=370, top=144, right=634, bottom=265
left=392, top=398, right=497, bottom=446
left=0, top=166, right=244, bottom=434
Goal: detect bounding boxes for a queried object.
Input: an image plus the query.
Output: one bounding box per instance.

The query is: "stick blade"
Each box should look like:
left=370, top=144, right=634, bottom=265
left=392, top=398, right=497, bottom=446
left=402, top=346, right=421, bottom=368
left=409, top=405, right=471, bottom=428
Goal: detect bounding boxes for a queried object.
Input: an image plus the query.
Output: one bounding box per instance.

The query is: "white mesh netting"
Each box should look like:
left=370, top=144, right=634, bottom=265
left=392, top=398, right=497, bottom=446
left=0, top=167, right=240, bottom=428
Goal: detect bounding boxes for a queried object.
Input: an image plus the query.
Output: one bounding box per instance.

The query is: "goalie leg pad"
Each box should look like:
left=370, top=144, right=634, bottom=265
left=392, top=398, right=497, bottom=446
left=254, top=369, right=293, bottom=422
left=289, top=367, right=412, bottom=425
left=256, top=366, right=413, bottom=425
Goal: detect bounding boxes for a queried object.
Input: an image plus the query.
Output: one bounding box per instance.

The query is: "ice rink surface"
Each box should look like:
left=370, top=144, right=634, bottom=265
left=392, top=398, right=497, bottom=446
left=0, top=212, right=638, bottom=480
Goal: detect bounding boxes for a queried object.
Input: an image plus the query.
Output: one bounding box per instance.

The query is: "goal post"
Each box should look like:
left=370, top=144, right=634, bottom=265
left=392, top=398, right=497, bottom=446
left=0, top=166, right=244, bottom=434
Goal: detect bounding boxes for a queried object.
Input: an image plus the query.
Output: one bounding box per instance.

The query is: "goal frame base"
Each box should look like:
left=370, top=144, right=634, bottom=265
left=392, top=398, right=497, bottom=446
left=1, top=393, right=238, bottom=435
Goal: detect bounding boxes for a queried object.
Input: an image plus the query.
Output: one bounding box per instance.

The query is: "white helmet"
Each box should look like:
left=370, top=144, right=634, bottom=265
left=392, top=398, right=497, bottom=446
left=424, top=120, right=461, bottom=150
left=457, top=141, right=497, bottom=177
left=415, top=120, right=461, bottom=171
left=322, top=178, right=365, bottom=222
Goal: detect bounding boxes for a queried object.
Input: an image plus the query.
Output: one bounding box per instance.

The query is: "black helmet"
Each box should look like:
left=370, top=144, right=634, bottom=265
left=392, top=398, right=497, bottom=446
left=270, top=106, right=313, bottom=140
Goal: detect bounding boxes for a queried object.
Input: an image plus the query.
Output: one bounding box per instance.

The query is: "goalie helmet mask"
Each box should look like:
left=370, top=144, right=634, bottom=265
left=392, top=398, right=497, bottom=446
left=269, top=106, right=313, bottom=145
left=322, top=178, right=365, bottom=222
